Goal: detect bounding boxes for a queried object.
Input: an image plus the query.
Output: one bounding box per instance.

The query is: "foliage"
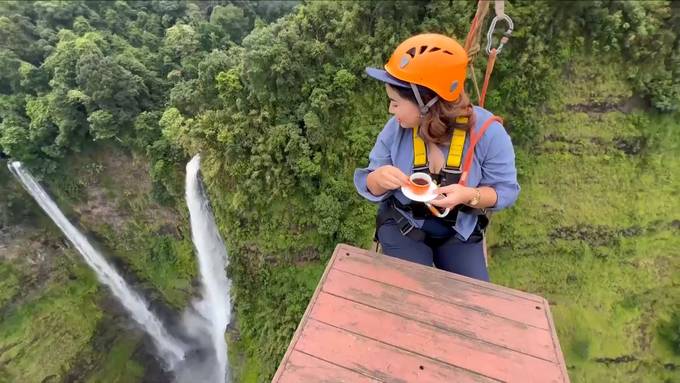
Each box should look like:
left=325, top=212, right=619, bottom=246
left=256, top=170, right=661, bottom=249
left=233, top=262, right=324, bottom=380
left=0, top=1, right=679, bottom=382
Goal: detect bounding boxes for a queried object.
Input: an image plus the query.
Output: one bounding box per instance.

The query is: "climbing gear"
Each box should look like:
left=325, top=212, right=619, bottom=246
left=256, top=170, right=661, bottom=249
left=383, top=34, right=468, bottom=102
left=407, top=114, right=502, bottom=220
left=463, top=0, right=514, bottom=108
left=412, top=115, right=502, bottom=186
left=485, top=13, right=513, bottom=55
left=375, top=200, right=426, bottom=243
left=479, top=14, right=513, bottom=107
left=374, top=111, right=496, bottom=243
left=375, top=197, right=489, bottom=243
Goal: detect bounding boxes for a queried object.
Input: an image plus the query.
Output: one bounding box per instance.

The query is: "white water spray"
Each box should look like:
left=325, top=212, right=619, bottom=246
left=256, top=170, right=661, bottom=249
left=8, top=161, right=187, bottom=368
left=183, top=155, right=231, bottom=383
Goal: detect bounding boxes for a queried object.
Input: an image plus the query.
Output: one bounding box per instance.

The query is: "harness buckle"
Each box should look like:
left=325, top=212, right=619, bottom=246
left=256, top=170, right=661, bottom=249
left=442, top=168, right=462, bottom=175
left=399, top=223, right=415, bottom=236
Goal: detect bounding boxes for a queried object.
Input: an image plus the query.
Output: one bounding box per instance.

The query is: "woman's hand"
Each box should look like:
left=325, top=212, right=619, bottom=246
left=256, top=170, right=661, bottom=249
left=366, top=165, right=409, bottom=195
left=429, top=184, right=475, bottom=209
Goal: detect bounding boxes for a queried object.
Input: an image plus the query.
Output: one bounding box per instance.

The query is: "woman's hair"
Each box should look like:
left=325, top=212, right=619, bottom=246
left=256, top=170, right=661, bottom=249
left=391, top=85, right=475, bottom=144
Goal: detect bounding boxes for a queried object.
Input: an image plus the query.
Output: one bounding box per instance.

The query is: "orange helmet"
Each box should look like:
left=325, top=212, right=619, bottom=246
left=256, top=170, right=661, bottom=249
left=366, top=33, right=468, bottom=103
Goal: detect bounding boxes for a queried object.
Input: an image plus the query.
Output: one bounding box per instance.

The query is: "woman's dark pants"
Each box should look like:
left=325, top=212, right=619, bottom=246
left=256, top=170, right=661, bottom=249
left=377, top=217, right=489, bottom=282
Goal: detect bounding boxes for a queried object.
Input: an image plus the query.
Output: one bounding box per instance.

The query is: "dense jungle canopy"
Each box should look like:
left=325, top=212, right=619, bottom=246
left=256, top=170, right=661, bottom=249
left=0, top=1, right=679, bottom=382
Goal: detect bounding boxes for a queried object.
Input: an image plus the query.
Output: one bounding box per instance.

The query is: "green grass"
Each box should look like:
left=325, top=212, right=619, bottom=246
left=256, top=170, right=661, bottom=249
left=0, top=260, right=102, bottom=383
left=486, top=58, right=680, bottom=382
left=85, top=337, right=144, bottom=383
left=105, top=224, right=196, bottom=309
left=228, top=332, right=264, bottom=383
left=0, top=263, right=20, bottom=308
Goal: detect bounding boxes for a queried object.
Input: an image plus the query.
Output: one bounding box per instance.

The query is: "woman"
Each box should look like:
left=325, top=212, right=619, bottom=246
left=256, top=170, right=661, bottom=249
left=354, top=33, right=520, bottom=282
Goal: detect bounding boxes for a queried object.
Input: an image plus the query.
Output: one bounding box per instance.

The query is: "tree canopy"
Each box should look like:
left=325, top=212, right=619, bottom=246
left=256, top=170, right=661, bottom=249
left=1, top=0, right=678, bottom=380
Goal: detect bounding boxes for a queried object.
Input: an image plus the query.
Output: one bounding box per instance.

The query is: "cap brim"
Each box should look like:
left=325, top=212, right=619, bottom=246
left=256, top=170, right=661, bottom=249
left=365, top=67, right=410, bottom=88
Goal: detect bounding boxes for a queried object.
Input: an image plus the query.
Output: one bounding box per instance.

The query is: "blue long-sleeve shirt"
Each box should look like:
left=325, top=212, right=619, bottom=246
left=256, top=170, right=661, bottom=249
left=354, top=106, right=520, bottom=241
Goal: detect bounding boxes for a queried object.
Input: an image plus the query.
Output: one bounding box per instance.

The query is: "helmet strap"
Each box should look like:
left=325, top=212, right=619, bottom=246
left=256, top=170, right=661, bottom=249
left=411, top=83, right=439, bottom=117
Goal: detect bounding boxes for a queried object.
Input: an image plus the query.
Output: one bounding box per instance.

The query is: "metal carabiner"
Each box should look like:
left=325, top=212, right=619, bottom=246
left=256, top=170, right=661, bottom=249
left=485, top=14, right=514, bottom=55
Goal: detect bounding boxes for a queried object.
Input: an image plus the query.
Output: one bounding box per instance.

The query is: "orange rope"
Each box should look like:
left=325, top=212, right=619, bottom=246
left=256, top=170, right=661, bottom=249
left=464, top=2, right=483, bottom=52
left=478, top=48, right=498, bottom=108
left=464, top=0, right=490, bottom=58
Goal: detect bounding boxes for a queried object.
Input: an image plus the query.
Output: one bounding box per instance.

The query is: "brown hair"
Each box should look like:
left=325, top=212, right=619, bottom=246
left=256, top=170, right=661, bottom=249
left=392, top=85, right=475, bottom=145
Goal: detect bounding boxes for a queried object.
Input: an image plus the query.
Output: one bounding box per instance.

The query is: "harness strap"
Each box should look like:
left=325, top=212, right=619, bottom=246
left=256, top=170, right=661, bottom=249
left=448, top=128, right=467, bottom=168
left=413, top=126, right=467, bottom=170
left=413, top=126, right=427, bottom=167
left=459, top=115, right=503, bottom=186
left=413, top=115, right=502, bottom=181
left=375, top=200, right=426, bottom=242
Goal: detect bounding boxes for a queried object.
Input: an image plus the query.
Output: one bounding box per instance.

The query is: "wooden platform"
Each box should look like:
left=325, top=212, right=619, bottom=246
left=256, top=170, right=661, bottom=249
left=273, top=244, right=570, bottom=383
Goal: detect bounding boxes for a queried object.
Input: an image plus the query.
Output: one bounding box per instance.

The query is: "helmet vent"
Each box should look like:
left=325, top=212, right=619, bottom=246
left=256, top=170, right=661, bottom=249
left=406, top=47, right=416, bottom=58
left=429, top=47, right=441, bottom=53
left=443, top=50, right=453, bottom=55
left=419, top=45, right=428, bottom=54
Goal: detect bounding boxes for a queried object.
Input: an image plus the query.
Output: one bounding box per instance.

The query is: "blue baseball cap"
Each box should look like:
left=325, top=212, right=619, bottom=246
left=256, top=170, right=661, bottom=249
left=365, top=67, right=410, bottom=88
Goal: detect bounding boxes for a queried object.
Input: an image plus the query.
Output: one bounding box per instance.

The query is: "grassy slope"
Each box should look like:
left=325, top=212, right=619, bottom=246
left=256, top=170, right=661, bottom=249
left=488, top=56, right=680, bottom=382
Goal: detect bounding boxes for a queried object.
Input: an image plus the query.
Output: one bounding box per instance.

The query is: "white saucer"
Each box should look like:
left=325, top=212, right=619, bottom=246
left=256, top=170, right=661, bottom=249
left=401, top=183, right=439, bottom=202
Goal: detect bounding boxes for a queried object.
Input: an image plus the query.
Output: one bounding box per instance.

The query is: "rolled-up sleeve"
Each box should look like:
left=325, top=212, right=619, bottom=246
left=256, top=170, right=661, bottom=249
left=354, top=125, right=395, bottom=203
left=479, top=126, right=520, bottom=211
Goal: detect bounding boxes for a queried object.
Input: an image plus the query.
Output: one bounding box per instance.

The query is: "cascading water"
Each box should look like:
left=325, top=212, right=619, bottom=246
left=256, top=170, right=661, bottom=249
left=9, top=157, right=233, bottom=382
left=7, top=161, right=187, bottom=368
left=182, top=155, right=231, bottom=382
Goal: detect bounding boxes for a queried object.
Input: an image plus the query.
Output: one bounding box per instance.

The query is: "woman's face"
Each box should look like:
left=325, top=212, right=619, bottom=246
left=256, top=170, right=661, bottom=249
left=386, top=84, right=421, bottom=129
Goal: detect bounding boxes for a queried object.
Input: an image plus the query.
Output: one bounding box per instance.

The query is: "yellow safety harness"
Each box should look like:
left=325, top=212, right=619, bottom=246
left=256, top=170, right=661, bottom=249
left=412, top=126, right=467, bottom=174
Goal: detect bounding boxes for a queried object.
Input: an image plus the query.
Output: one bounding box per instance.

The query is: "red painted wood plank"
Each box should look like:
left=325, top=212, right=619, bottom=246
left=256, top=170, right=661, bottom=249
left=336, top=244, right=544, bottom=303
left=322, top=267, right=557, bottom=362
left=332, top=248, right=549, bottom=329
left=310, top=292, right=565, bottom=383
left=296, top=319, right=499, bottom=383
left=278, top=350, right=383, bottom=383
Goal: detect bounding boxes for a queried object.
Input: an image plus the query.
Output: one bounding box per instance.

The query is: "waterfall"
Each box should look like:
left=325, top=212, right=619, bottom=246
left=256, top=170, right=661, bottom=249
left=8, top=161, right=187, bottom=369
left=183, top=155, right=231, bottom=383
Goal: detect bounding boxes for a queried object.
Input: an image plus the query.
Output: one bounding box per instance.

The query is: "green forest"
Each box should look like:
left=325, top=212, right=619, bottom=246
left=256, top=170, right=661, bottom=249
left=0, top=0, right=679, bottom=382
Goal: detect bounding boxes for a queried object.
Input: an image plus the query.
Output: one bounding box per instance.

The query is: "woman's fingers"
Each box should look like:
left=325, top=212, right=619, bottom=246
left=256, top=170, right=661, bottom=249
left=387, top=167, right=409, bottom=185
left=382, top=173, right=404, bottom=189
left=385, top=169, right=409, bottom=188
left=428, top=196, right=454, bottom=208
left=433, top=184, right=456, bottom=194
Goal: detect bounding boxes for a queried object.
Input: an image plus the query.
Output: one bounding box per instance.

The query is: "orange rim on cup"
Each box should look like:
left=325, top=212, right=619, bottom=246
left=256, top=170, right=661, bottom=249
left=408, top=172, right=432, bottom=195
